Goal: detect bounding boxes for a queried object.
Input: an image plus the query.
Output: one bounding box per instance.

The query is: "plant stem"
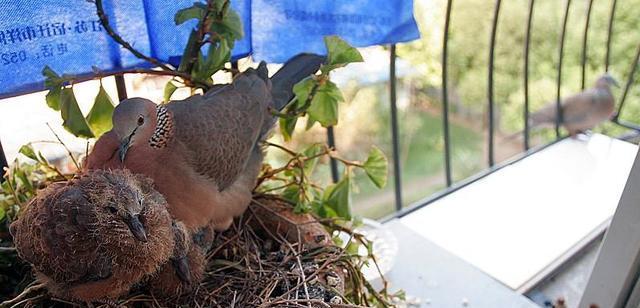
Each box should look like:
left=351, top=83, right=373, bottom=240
left=93, top=0, right=213, bottom=90
left=94, top=0, right=172, bottom=71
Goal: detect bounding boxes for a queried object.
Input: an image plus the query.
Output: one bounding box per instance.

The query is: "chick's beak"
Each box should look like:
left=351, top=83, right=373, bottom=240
left=126, top=214, right=147, bottom=242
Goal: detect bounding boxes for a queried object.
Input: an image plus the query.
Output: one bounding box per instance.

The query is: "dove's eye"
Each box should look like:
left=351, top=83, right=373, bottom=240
left=137, top=115, right=144, bottom=126
left=107, top=205, right=118, bottom=214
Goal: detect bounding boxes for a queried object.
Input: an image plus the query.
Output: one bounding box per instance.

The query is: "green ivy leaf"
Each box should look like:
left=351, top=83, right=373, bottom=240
left=363, top=146, right=388, bottom=189
left=323, top=172, right=352, bottom=220
left=324, top=35, right=363, bottom=68
left=307, top=80, right=343, bottom=127
left=200, top=38, right=230, bottom=79
left=42, top=66, right=63, bottom=111
left=60, top=88, right=94, bottom=138
left=164, top=80, right=179, bottom=102
left=178, top=30, right=199, bottom=72
left=279, top=115, right=297, bottom=142
left=86, top=85, right=115, bottom=137
left=174, top=3, right=206, bottom=25
left=18, top=144, right=37, bottom=161
left=292, top=77, right=314, bottom=108
left=282, top=185, right=300, bottom=204
left=210, top=9, right=244, bottom=43
left=302, top=143, right=324, bottom=176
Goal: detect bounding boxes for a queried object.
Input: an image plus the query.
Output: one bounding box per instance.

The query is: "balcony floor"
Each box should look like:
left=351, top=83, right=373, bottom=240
left=399, top=133, right=637, bottom=291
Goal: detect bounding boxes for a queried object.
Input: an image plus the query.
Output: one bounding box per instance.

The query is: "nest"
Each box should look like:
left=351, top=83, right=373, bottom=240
left=1, top=194, right=392, bottom=308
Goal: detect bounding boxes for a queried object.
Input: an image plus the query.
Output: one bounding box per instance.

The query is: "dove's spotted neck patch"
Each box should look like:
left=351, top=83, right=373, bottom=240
left=149, top=105, right=173, bottom=149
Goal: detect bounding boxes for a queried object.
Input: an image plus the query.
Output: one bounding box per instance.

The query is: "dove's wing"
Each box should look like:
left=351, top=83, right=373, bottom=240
left=167, top=69, right=269, bottom=191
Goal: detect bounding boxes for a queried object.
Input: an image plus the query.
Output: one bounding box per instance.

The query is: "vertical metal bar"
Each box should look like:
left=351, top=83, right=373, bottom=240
left=0, top=138, right=7, bottom=182
left=581, top=0, right=594, bottom=90
left=389, top=44, right=403, bottom=212
left=556, top=0, right=572, bottom=138
left=326, top=127, right=339, bottom=183
left=231, top=61, right=239, bottom=77
left=605, top=0, right=618, bottom=73
left=487, top=0, right=502, bottom=167
left=616, top=42, right=640, bottom=119
left=114, top=75, right=128, bottom=101
left=524, top=0, right=535, bottom=151
left=442, top=0, right=453, bottom=187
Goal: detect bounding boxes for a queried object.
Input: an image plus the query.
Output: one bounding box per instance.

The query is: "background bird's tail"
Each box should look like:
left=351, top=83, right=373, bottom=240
left=529, top=101, right=561, bottom=128
left=270, top=53, right=326, bottom=111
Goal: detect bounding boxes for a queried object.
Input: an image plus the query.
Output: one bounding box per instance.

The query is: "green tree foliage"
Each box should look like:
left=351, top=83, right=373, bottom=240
left=401, top=0, right=640, bottom=138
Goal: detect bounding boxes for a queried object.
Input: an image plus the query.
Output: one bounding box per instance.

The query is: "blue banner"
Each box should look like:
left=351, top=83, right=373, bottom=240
left=0, top=0, right=419, bottom=98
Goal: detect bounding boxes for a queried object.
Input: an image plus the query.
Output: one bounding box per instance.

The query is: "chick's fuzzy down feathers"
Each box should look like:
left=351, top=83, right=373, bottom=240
left=10, top=169, right=175, bottom=301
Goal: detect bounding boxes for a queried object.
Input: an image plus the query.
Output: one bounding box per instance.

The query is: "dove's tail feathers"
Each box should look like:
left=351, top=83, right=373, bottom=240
left=270, top=53, right=326, bottom=111
left=530, top=102, right=561, bottom=128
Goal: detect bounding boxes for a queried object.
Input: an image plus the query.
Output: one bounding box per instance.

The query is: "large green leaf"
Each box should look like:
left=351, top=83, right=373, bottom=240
left=164, top=80, right=179, bottom=102
left=18, top=144, right=37, bottom=161
left=323, top=173, right=352, bottom=220
left=363, top=146, right=388, bottom=189
left=302, top=143, right=324, bottom=176
left=198, top=38, right=230, bottom=79
left=86, top=85, right=115, bottom=137
left=178, top=30, right=199, bottom=72
left=210, top=9, right=244, bottom=43
left=174, top=3, right=206, bottom=25
left=307, top=80, right=343, bottom=127
left=324, top=36, right=363, bottom=68
left=279, top=115, right=297, bottom=142
left=292, top=77, right=314, bottom=108
left=60, top=88, right=94, bottom=138
left=42, top=66, right=63, bottom=111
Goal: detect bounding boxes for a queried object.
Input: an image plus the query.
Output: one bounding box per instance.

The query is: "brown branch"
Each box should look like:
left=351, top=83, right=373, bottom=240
left=0, top=247, right=16, bottom=253
left=93, top=0, right=213, bottom=90
left=46, top=123, right=79, bottom=170
left=0, top=282, right=46, bottom=307
left=94, top=0, right=173, bottom=71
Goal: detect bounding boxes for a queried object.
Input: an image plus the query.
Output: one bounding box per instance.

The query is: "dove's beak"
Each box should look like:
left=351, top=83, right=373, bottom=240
left=127, top=214, right=148, bottom=242
left=118, top=136, right=131, bottom=162
left=612, top=79, right=621, bottom=88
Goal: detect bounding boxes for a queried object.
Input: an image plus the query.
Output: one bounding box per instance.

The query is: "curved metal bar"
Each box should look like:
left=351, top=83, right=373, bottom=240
left=556, top=0, right=572, bottom=138
left=523, top=0, right=536, bottom=151
left=442, top=0, right=453, bottom=186
left=389, top=44, right=404, bottom=211
left=487, top=0, right=502, bottom=167
left=581, top=0, right=594, bottom=90
left=0, top=139, right=7, bottom=182
left=615, top=42, right=640, bottom=120
left=114, top=75, right=128, bottom=101
left=605, top=0, right=618, bottom=72
left=326, top=127, right=339, bottom=183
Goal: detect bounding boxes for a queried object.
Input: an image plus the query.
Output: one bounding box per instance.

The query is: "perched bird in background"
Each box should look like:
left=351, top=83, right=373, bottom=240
left=10, top=169, right=177, bottom=302
left=529, top=74, right=619, bottom=136
left=85, top=54, right=325, bottom=232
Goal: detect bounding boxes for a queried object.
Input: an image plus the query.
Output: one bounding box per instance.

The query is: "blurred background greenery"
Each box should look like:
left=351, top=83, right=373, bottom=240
left=267, top=0, right=640, bottom=219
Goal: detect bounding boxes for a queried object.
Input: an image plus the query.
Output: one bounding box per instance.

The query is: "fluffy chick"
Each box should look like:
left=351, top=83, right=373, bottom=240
left=10, top=169, right=175, bottom=302
left=148, top=223, right=215, bottom=296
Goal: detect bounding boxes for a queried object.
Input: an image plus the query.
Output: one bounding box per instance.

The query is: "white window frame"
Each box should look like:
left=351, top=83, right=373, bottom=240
left=580, top=148, right=640, bottom=308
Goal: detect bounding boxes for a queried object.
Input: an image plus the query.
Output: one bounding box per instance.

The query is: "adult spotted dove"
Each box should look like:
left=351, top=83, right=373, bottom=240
left=10, top=169, right=180, bottom=302
left=529, top=74, right=619, bottom=136
left=85, top=53, right=325, bottom=231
